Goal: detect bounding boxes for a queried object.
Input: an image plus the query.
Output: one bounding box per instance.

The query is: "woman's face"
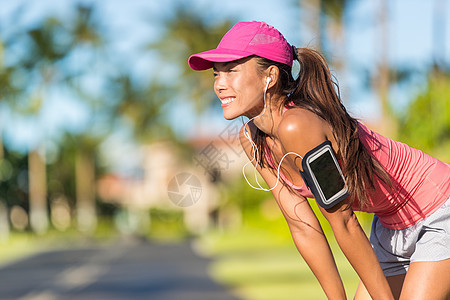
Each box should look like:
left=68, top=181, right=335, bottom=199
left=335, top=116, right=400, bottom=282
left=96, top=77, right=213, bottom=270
left=213, top=57, right=266, bottom=120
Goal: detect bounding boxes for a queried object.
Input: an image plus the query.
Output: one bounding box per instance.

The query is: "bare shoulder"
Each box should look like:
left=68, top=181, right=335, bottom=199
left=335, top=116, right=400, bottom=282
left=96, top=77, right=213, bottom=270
left=278, top=108, right=324, bottom=135
left=277, top=108, right=328, bottom=154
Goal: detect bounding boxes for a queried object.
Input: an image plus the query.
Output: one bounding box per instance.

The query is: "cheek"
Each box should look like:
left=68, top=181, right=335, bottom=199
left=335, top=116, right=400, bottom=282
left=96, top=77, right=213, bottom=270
left=243, top=80, right=263, bottom=98
left=242, top=74, right=262, bottom=91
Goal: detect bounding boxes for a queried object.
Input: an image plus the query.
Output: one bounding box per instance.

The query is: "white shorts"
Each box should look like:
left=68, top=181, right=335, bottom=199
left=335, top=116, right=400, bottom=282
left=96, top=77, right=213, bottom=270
left=369, top=197, right=450, bottom=277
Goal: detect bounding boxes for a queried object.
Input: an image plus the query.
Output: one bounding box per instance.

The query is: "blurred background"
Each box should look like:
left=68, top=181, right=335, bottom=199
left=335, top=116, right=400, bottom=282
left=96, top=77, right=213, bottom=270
left=0, top=0, right=449, bottom=299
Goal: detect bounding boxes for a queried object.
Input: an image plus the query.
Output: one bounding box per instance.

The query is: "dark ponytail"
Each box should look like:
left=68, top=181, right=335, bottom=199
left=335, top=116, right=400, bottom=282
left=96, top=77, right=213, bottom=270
left=253, top=48, right=391, bottom=208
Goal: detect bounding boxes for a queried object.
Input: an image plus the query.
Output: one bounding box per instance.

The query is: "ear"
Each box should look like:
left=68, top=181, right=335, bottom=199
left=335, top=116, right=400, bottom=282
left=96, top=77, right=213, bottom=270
left=266, top=65, right=280, bottom=89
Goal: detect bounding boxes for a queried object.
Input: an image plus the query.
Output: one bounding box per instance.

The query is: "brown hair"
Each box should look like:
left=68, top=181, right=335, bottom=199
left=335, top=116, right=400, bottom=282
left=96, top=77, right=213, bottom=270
left=252, top=48, right=391, bottom=208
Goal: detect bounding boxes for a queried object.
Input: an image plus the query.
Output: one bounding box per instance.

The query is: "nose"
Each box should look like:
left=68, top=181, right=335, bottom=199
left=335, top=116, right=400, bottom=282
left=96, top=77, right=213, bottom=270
left=214, top=74, right=227, bottom=94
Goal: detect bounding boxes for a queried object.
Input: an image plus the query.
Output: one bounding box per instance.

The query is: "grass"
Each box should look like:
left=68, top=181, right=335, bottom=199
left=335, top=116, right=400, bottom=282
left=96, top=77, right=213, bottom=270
left=0, top=230, right=82, bottom=267
left=0, top=232, right=44, bottom=266
left=0, top=218, right=120, bottom=266
left=0, top=212, right=197, bottom=268
left=196, top=201, right=373, bottom=300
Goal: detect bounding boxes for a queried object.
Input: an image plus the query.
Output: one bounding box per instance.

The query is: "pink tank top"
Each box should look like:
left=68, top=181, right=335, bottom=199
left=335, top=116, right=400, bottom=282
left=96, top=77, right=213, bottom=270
left=265, top=122, right=450, bottom=230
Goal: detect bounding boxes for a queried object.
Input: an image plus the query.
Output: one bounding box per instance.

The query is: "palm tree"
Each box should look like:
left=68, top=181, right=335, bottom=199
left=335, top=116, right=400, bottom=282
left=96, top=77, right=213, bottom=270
left=66, top=5, right=104, bottom=234
left=373, top=0, right=394, bottom=136
left=0, top=4, right=105, bottom=234
left=148, top=6, right=235, bottom=113
left=298, top=0, right=352, bottom=101
left=0, top=38, right=11, bottom=239
left=318, top=0, right=394, bottom=134
left=0, top=39, right=9, bottom=161
left=74, top=135, right=99, bottom=233
left=28, top=146, right=48, bottom=234
left=22, top=7, right=103, bottom=233
left=21, top=17, right=71, bottom=234
left=321, top=0, right=351, bottom=103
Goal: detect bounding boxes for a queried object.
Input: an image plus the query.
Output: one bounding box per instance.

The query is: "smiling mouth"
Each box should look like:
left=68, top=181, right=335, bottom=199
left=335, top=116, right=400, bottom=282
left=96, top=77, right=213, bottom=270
left=221, top=97, right=236, bottom=105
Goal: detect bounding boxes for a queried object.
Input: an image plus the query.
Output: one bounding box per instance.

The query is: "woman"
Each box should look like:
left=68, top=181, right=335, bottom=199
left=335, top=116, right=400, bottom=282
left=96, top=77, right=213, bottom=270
left=188, top=21, right=450, bottom=299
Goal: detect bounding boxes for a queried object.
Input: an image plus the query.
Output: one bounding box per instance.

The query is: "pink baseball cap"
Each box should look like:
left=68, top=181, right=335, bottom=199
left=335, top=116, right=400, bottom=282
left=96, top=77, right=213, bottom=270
left=188, top=21, right=293, bottom=71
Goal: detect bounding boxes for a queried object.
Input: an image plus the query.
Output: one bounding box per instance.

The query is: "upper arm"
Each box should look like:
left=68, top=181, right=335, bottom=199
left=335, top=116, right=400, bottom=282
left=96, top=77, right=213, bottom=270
left=276, top=110, right=355, bottom=226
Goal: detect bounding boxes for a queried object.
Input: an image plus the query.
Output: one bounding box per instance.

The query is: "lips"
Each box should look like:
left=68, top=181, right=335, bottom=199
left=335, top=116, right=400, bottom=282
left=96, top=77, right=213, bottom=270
left=220, top=97, right=236, bottom=107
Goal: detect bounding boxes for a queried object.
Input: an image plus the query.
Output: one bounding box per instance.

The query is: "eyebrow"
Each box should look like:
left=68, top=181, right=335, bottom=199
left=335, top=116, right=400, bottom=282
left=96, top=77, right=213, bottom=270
left=213, top=61, right=239, bottom=72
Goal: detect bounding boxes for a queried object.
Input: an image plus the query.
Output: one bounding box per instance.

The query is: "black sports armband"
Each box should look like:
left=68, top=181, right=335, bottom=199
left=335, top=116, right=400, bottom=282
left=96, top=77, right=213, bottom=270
left=299, top=141, right=349, bottom=209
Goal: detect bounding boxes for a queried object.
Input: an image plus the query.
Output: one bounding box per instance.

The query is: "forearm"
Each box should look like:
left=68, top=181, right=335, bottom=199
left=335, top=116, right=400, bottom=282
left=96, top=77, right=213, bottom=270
left=290, top=225, right=347, bottom=300
left=332, top=214, right=393, bottom=300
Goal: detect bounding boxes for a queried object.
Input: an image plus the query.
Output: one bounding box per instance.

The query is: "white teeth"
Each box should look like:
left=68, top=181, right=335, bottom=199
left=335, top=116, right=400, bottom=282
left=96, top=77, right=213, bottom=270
left=221, top=97, right=235, bottom=104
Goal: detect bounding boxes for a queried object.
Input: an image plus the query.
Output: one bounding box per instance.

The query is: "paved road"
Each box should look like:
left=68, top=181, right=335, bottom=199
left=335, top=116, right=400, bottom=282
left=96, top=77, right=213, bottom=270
left=0, top=238, right=241, bottom=300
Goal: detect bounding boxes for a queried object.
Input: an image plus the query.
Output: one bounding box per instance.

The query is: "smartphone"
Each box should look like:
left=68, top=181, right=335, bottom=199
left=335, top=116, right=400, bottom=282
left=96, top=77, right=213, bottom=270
left=300, top=141, right=349, bottom=209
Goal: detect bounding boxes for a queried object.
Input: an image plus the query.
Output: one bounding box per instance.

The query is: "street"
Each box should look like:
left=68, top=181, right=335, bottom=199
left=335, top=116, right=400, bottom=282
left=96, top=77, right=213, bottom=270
left=0, top=238, right=240, bottom=300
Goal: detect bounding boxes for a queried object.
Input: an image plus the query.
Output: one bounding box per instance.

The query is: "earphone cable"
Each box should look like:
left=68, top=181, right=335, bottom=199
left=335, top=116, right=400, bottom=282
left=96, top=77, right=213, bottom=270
left=242, top=79, right=303, bottom=192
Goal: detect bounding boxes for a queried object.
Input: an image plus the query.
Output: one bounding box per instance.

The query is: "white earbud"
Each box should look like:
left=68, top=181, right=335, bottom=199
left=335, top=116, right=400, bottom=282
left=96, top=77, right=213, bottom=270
left=266, top=77, right=272, bottom=84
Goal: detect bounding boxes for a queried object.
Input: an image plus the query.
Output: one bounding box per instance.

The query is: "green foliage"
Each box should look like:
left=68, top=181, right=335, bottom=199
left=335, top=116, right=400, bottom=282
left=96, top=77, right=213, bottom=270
left=223, top=177, right=271, bottom=212
left=69, top=5, right=103, bottom=46
left=397, top=71, right=450, bottom=161
left=46, top=133, right=79, bottom=209
left=148, top=5, right=235, bottom=113
left=0, top=2, right=178, bottom=214
left=107, top=76, right=173, bottom=143
left=322, top=0, right=348, bottom=22
left=0, top=149, right=29, bottom=209
left=147, top=208, right=189, bottom=241
left=2, top=5, right=103, bottom=114
left=0, top=66, right=20, bottom=101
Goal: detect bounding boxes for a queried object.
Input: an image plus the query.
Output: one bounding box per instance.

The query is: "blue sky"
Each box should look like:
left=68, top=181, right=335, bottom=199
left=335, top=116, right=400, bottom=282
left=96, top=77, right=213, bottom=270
left=0, top=0, right=449, bottom=157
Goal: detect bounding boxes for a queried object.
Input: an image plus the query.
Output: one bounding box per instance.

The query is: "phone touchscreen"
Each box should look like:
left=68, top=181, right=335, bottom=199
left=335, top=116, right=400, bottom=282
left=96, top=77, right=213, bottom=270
left=308, top=149, right=346, bottom=201
left=301, top=141, right=349, bottom=209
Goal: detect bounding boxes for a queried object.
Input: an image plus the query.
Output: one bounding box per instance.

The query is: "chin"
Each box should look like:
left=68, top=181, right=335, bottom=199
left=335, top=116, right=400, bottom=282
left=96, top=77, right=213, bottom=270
left=222, top=110, right=241, bottom=120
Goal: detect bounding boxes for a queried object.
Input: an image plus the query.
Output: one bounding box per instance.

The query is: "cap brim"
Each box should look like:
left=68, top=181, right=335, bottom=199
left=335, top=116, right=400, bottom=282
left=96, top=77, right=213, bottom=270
left=188, top=48, right=253, bottom=71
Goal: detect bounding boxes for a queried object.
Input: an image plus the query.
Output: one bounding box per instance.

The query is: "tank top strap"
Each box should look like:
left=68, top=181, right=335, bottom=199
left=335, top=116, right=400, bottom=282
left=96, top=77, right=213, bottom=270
left=282, top=101, right=295, bottom=115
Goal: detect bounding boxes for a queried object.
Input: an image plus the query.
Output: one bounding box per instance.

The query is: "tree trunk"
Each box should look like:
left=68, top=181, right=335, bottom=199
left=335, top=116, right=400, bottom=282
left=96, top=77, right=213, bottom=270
left=433, top=0, right=446, bottom=69
left=0, top=131, right=9, bottom=241
left=28, top=145, right=48, bottom=234
left=300, top=0, right=322, bottom=51
left=374, top=0, right=396, bottom=137
left=75, top=149, right=97, bottom=233
left=0, top=129, right=3, bottom=160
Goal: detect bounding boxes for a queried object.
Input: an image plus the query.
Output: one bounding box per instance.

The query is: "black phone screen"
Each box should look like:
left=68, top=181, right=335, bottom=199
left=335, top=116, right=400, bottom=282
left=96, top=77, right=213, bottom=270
left=309, top=150, right=346, bottom=200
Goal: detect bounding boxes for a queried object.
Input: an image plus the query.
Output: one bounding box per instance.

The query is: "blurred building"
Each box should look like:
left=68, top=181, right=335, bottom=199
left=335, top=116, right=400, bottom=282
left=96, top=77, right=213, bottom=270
left=98, top=119, right=247, bottom=234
